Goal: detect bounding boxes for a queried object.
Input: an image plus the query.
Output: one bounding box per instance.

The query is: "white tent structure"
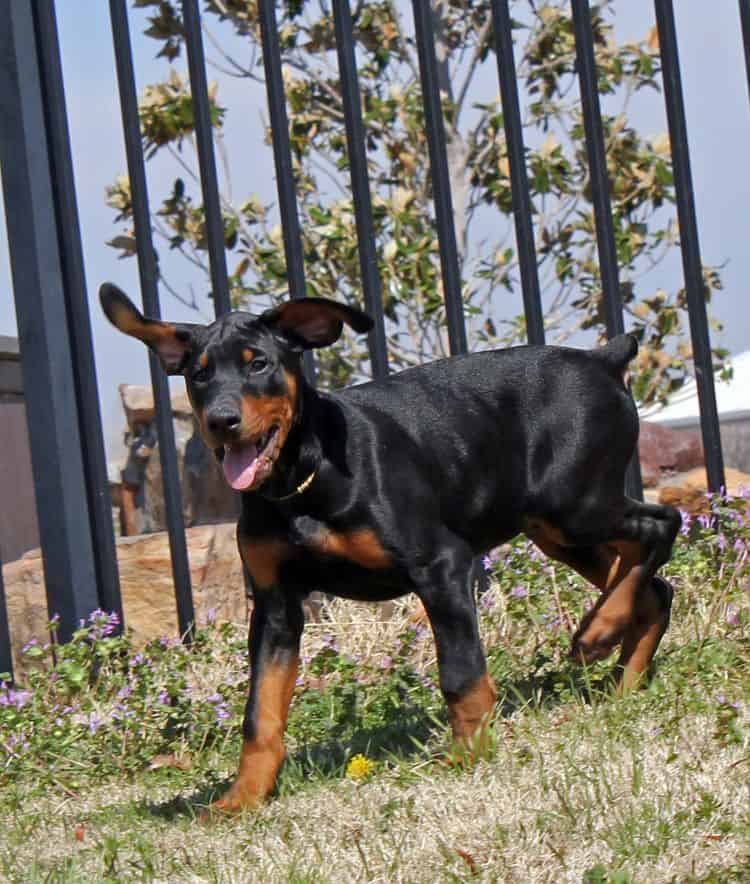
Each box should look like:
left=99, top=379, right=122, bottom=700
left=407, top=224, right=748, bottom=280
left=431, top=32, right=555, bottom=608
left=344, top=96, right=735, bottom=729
left=639, top=350, right=750, bottom=471
left=639, top=350, right=750, bottom=428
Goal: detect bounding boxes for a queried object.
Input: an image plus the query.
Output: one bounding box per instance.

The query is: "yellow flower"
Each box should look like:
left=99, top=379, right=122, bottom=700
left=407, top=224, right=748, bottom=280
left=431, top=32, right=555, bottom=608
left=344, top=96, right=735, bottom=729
left=346, top=754, right=375, bottom=781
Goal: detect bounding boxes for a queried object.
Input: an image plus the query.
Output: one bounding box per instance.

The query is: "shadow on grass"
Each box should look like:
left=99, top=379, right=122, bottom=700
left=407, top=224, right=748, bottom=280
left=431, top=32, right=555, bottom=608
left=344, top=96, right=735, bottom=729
left=493, top=647, right=672, bottom=718
left=138, top=704, right=437, bottom=821
left=139, top=653, right=668, bottom=821
left=140, top=771, right=231, bottom=822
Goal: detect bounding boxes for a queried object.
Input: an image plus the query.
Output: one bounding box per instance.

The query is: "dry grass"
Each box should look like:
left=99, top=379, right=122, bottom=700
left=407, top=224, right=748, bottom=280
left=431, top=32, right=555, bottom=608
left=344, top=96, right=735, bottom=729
left=2, top=537, right=750, bottom=883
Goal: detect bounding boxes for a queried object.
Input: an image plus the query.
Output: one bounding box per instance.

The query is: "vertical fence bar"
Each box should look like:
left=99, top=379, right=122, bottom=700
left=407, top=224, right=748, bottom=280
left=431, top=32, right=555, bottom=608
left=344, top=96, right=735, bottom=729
left=0, top=0, right=100, bottom=642
left=490, top=0, right=545, bottom=346
left=257, top=0, right=315, bottom=380
left=0, top=554, right=13, bottom=682
left=181, top=0, right=232, bottom=318
left=411, top=1, right=487, bottom=593
left=740, top=0, right=750, bottom=106
left=332, top=0, right=389, bottom=381
left=571, top=0, right=642, bottom=500
left=571, top=0, right=624, bottom=339
left=109, top=0, right=196, bottom=640
left=411, top=0, right=467, bottom=356
left=654, top=0, right=725, bottom=493
left=33, top=0, right=123, bottom=626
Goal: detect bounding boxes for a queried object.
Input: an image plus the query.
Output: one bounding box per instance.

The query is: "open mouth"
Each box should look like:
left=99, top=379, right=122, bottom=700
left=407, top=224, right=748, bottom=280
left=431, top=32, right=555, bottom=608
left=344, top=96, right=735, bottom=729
left=221, top=426, right=280, bottom=492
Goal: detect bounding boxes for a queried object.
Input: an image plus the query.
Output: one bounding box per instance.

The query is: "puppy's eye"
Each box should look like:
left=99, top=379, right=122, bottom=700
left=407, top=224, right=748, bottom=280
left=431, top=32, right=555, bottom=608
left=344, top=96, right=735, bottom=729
left=249, top=356, right=268, bottom=373
left=192, top=366, right=211, bottom=384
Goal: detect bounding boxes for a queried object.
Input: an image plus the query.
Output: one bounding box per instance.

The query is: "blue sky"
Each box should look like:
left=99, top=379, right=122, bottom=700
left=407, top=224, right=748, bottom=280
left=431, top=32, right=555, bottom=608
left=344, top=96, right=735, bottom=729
left=0, top=2, right=748, bottom=461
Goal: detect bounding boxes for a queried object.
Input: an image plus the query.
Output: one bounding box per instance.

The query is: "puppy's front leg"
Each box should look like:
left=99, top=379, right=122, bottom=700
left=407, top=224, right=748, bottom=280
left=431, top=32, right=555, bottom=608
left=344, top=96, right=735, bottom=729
left=211, top=586, right=304, bottom=813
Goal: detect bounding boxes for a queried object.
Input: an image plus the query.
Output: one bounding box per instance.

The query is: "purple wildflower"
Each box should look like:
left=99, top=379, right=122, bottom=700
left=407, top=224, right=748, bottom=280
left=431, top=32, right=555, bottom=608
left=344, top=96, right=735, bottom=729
left=725, top=604, right=741, bottom=627
left=482, top=555, right=493, bottom=573
left=380, top=655, right=393, bottom=670
left=158, top=690, right=170, bottom=705
left=697, top=513, right=714, bottom=531
left=87, top=713, right=103, bottom=735
left=480, top=592, right=496, bottom=611
left=102, top=612, right=120, bottom=637
left=0, top=688, right=31, bottom=710
left=679, top=509, right=692, bottom=536
left=511, top=585, right=528, bottom=599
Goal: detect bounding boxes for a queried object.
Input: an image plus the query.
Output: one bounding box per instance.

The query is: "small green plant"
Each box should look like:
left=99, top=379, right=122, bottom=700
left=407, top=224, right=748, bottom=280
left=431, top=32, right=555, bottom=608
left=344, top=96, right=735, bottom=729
left=1, top=488, right=749, bottom=881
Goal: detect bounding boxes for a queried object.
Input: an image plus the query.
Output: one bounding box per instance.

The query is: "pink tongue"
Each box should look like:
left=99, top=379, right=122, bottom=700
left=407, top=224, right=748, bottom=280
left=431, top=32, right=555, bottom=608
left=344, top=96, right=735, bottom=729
left=223, top=442, right=260, bottom=491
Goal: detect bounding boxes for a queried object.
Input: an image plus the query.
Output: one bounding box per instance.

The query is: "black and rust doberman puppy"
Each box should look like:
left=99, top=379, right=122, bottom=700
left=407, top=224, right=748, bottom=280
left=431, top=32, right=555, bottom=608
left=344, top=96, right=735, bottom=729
left=100, top=283, right=680, bottom=812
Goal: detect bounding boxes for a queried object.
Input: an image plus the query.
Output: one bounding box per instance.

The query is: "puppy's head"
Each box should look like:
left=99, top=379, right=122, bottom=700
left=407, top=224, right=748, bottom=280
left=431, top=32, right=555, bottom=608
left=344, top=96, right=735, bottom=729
left=100, top=283, right=372, bottom=492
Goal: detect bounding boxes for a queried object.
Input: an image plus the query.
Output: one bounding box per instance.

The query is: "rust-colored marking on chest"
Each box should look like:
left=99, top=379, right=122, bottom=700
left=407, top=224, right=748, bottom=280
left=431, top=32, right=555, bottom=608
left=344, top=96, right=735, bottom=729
left=314, top=528, right=391, bottom=570
left=240, top=536, right=290, bottom=590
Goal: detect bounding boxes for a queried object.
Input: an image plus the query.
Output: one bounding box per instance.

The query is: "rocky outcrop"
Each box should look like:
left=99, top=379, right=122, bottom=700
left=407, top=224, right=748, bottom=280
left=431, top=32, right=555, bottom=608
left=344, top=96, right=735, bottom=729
left=638, top=421, right=704, bottom=488
left=114, top=384, right=238, bottom=535
left=3, top=522, right=247, bottom=677
left=657, top=467, right=750, bottom=514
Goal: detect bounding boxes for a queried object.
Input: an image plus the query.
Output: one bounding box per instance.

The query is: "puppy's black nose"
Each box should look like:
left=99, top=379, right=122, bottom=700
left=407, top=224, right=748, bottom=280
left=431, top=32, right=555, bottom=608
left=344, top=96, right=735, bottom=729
left=207, top=409, right=242, bottom=436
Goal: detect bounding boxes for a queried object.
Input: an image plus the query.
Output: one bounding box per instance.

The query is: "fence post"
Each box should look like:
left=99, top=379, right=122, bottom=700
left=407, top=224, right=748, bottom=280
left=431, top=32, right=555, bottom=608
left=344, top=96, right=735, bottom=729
left=571, top=0, right=643, bottom=500
left=411, top=0, right=468, bottom=356
left=654, top=0, right=725, bottom=493
left=741, top=0, right=750, bottom=106
left=33, top=0, right=123, bottom=626
left=109, top=0, right=196, bottom=640
left=257, top=0, right=316, bottom=383
left=0, top=553, right=12, bottom=683
left=490, top=0, right=545, bottom=346
left=332, top=0, right=390, bottom=381
left=0, top=0, right=100, bottom=641
left=181, top=0, right=232, bottom=318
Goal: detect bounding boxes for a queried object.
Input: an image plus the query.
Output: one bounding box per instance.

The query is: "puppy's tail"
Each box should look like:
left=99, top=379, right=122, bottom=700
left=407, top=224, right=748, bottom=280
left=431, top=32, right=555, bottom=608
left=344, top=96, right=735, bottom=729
left=592, top=333, right=638, bottom=384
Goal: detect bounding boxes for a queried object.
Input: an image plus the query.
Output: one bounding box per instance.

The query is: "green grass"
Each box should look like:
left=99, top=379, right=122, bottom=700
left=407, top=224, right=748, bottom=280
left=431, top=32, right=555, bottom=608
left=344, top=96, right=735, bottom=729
left=1, top=496, right=749, bottom=882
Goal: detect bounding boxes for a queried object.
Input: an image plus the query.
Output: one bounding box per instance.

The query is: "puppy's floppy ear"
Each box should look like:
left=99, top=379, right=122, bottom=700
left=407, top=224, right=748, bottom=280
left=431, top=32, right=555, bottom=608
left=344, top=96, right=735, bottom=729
left=260, top=297, right=373, bottom=349
left=99, top=283, right=200, bottom=375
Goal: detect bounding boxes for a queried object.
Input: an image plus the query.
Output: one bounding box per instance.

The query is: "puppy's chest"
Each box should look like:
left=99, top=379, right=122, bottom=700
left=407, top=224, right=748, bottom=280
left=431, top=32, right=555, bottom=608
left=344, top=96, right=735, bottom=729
left=240, top=515, right=392, bottom=591
left=288, top=515, right=391, bottom=570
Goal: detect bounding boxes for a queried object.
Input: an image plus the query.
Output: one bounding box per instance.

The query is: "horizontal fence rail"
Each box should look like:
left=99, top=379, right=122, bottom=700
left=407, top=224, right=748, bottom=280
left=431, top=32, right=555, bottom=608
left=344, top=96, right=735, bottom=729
left=0, top=0, right=734, bottom=667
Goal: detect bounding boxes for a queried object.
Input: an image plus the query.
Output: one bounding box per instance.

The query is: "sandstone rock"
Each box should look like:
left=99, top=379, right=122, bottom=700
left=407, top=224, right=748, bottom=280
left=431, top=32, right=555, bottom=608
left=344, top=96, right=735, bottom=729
left=3, top=522, right=247, bottom=677
left=119, top=383, right=192, bottom=430
left=658, top=466, right=750, bottom=514
left=638, top=421, right=704, bottom=488
left=114, top=384, right=238, bottom=534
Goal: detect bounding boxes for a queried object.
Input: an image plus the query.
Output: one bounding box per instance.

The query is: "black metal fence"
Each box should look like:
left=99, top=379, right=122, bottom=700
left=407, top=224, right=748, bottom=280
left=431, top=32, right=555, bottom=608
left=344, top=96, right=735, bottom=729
left=0, top=0, right=734, bottom=681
